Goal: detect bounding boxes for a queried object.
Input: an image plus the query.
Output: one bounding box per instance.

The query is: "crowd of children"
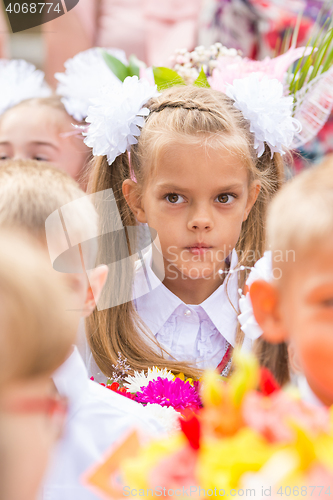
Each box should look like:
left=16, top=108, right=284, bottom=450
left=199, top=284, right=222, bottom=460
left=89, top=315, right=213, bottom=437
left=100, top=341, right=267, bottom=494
left=1, top=30, right=333, bottom=500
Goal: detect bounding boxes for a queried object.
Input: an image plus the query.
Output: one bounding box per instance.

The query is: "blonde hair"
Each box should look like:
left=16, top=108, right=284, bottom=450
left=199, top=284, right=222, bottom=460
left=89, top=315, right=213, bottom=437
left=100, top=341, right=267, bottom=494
left=86, top=85, right=285, bottom=379
left=268, top=158, right=333, bottom=258
left=1, top=95, right=68, bottom=122
left=0, top=159, right=97, bottom=244
left=0, top=229, right=76, bottom=386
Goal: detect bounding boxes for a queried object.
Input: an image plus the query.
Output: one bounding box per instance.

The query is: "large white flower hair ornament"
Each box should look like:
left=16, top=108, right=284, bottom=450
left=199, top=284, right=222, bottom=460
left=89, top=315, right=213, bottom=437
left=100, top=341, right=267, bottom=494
left=238, top=251, right=273, bottom=340
left=84, top=76, right=160, bottom=165
left=226, top=73, right=301, bottom=158
left=55, top=48, right=127, bottom=121
left=0, top=59, right=51, bottom=116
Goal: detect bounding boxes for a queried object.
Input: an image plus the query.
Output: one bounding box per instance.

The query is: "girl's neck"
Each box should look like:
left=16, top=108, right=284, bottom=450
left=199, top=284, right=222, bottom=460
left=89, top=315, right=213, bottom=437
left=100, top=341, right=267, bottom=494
left=151, top=251, right=228, bottom=305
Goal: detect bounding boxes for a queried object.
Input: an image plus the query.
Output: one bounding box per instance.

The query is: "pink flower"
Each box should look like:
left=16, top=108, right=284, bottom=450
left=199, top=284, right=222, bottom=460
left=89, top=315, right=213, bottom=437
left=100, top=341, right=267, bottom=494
left=148, top=445, right=199, bottom=498
left=135, top=377, right=202, bottom=411
left=243, top=390, right=330, bottom=443
left=209, top=47, right=312, bottom=93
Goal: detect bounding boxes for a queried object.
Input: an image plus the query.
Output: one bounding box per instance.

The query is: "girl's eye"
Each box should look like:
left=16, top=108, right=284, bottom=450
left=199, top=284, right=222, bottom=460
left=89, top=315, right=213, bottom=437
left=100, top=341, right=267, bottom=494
left=166, top=193, right=184, bottom=204
left=34, top=156, right=48, bottom=162
left=216, top=194, right=234, bottom=204
left=0, top=155, right=9, bottom=160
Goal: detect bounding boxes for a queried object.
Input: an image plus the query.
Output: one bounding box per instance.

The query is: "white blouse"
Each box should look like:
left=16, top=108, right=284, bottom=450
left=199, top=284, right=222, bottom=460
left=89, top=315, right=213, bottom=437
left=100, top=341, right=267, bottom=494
left=133, top=246, right=252, bottom=372
left=79, top=246, right=256, bottom=381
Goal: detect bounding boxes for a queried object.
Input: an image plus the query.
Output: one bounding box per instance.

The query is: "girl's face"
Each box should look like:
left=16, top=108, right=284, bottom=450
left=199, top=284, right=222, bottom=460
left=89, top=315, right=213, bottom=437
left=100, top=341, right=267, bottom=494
left=127, top=143, right=260, bottom=287
left=0, top=104, right=90, bottom=183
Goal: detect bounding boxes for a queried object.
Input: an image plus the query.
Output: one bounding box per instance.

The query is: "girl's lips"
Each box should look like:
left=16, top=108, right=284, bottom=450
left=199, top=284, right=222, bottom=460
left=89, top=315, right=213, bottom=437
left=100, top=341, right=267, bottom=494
left=187, top=246, right=212, bottom=255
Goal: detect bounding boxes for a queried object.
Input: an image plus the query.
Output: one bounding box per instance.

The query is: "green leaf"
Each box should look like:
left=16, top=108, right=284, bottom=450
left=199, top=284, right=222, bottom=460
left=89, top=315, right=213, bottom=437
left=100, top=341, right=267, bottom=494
left=101, top=50, right=130, bottom=82
left=153, top=67, right=186, bottom=91
left=128, top=54, right=141, bottom=78
left=193, top=67, right=210, bottom=88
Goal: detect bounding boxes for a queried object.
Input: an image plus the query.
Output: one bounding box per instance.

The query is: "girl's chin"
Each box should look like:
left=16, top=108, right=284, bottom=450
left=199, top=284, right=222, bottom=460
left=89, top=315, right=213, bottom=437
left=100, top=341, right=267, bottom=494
left=177, top=266, right=218, bottom=280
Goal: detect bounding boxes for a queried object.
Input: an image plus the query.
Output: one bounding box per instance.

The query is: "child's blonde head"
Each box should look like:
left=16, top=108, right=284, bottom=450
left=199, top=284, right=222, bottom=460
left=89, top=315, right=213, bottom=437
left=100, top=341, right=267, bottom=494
left=0, top=159, right=97, bottom=244
left=267, top=158, right=333, bottom=267
left=0, top=229, right=76, bottom=386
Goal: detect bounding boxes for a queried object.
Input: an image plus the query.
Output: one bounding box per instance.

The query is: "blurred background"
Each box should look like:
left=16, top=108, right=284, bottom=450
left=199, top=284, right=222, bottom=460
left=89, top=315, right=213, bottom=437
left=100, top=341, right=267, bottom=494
left=0, top=0, right=330, bottom=72
left=0, top=0, right=332, bottom=168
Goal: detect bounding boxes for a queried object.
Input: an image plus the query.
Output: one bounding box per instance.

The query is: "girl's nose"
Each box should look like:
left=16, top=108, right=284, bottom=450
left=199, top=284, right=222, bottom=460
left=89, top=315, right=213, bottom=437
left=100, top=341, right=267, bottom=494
left=187, top=206, right=214, bottom=231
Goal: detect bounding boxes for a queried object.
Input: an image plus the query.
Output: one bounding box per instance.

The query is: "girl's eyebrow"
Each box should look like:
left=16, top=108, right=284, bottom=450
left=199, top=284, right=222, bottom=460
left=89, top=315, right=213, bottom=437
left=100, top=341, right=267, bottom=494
left=156, top=182, right=244, bottom=192
left=30, top=141, right=59, bottom=150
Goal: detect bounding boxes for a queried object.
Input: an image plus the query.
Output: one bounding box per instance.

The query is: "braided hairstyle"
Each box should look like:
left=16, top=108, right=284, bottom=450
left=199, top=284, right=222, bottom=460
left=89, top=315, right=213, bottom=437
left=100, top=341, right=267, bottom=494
left=86, top=85, right=285, bottom=379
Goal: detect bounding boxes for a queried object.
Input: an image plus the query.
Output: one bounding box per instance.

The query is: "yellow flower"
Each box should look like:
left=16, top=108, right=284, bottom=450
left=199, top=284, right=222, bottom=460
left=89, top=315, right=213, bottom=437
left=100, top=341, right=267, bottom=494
left=121, top=434, right=186, bottom=490
left=198, top=428, right=280, bottom=490
left=229, top=350, right=259, bottom=407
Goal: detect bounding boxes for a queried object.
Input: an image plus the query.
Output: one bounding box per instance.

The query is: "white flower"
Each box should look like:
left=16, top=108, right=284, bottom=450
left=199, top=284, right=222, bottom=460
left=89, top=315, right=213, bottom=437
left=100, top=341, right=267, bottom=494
left=143, top=403, right=181, bottom=435
left=226, top=73, right=301, bottom=157
left=55, top=47, right=127, bottom=121
left=84, top=76, right=159, bottom=165
left=238, top=251, right=273, bottom=340
left=123, top=366, right=174, bottom=393
left=0, top=59, right=51, bottom=115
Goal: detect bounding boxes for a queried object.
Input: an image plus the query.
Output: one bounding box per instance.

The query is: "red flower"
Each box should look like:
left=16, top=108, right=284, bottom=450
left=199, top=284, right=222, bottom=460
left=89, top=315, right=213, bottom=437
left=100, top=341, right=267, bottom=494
left=259, top=367, right=280, bottom=396
left=180, top=414, right=201, bottom=450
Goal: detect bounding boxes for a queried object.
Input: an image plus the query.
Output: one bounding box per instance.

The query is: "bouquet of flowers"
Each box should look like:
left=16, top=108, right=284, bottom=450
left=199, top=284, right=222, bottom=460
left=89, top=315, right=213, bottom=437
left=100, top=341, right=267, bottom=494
left=85, top=352, right=333, bottom=500
left=93, top=354, right=201, bottom=434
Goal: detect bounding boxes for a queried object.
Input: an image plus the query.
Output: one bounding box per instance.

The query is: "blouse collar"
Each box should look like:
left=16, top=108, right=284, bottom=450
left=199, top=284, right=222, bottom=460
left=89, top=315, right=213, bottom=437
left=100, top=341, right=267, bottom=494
left=133, top=246, right=241, bottom=347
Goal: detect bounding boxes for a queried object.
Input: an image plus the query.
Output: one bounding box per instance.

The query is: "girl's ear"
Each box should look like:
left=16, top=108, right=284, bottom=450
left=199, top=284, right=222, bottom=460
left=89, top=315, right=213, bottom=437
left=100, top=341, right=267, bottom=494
left=243, top=180, right=261, bottom=221
left=82, top=265, right=109, bottom=318
left=250, top=279, right=287, bottom=343
left=122, top=179, right=147, bottom=223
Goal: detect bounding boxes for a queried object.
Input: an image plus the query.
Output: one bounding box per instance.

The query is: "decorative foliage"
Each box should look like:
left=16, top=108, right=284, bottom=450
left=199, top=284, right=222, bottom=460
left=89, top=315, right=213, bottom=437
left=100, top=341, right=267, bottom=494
left=152, top=67, right=186, bottom=91
left=289, top=25, right=333, bottom=99
left=101, top=51, right=142, bottom=81
left=111, top=352, right=131, bottom=384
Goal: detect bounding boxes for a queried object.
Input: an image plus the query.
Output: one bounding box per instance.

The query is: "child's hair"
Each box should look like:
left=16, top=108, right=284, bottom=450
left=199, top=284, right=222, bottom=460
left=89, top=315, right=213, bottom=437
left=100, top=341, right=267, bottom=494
left=267, top=157, right=333, bottom=259
left=253, top=341, right=290, bottom=386
left=0, top=229, right=76, bottom=386
left=86, top=85, right=285, bottom=379
left=1, top=95, right=68, bottom=120
left=0, top=159, right=97, bottom=244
